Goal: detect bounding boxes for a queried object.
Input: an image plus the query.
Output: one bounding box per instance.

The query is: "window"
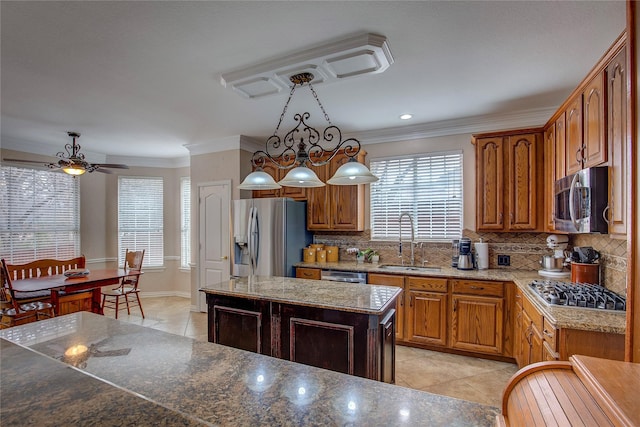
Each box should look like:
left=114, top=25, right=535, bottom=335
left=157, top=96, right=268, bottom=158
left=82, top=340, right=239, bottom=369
left=0, top=166, right=80, bottom=264
left=118, top=177, right=163, bottom=267
left=180, top=177, right=191, bottom=269
left=370, top=151, right=463, bottom=241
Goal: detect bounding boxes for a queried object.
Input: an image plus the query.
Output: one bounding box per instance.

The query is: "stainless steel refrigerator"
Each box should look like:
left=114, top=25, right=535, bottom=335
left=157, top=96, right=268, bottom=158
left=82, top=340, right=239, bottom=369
left=232, top=198, right=312, bottom=277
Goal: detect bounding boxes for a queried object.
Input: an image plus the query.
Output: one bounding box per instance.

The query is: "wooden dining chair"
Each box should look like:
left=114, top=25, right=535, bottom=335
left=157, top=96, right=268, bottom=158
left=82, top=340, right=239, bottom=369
left=1, top=259, right=54, bottom=328
left=101, top=249, right=145, bottom=319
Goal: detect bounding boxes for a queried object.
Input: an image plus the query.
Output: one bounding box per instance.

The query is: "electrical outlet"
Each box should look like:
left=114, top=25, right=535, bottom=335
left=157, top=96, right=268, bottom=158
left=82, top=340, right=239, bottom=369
left=497, top=255, right=511, bottom=266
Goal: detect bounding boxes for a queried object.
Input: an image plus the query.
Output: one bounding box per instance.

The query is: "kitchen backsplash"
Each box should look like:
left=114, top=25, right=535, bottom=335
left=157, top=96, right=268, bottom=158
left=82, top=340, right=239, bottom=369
left=312, top=230, right=628, bottom=296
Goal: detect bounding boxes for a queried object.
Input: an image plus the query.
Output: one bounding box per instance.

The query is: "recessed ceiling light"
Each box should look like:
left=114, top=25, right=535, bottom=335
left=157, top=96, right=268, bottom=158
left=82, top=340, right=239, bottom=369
left=399, top=114, right=412, bottom=120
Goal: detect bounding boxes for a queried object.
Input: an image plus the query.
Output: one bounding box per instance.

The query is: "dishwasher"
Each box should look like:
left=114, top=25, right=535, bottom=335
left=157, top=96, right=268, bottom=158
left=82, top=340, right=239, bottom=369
left=320, top=269, right=368, bottom=284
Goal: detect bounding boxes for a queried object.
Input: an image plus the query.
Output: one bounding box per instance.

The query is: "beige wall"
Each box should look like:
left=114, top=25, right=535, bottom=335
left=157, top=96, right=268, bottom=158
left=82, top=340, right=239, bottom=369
left=1, top=148, right=191, bottom=297
left=363, top=133, right=476, bottom=231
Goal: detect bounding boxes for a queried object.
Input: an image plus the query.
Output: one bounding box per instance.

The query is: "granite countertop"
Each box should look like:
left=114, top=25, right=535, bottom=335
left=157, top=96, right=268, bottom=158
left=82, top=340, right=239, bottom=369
left=200, top=275, right=401, bottom=315
left=294, top=261, right=627, bottom=334
left=1, top=313, right=499, bottom=426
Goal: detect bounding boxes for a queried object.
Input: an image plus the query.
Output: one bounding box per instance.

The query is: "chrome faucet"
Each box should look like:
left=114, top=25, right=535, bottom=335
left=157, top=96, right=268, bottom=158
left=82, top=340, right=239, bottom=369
left=398, top=212, right=415, bottom=266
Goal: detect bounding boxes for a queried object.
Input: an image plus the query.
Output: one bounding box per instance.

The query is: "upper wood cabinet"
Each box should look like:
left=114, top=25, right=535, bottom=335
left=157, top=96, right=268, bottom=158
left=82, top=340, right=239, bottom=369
left=306, top=151, right=365, bottom=231
left=606, top=47, right=628, bottom=238
left=252, top=161, right=307, bottom=200
left=543, top=125, right=556, bottom=232
left=564, top=72, right=607, bottom=176
left=474, top=130, right=543, bottom=232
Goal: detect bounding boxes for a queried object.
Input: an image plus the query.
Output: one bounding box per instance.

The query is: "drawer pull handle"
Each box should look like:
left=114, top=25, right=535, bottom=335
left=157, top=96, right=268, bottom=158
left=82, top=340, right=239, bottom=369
left=543, top=329, right=554, bottom=338
left=470, top=286, right=484, bottom=290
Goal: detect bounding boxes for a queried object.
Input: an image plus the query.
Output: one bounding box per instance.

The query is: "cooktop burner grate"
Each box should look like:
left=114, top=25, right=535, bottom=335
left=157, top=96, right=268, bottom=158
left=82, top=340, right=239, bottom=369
left=529, top=279, right=626, bottom=311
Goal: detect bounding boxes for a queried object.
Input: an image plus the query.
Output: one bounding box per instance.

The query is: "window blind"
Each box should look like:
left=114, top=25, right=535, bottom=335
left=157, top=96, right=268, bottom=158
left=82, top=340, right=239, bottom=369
left=180, top=177, right=191, bottom=269
left=0, top=166, right=80, bottom=264
left=118, top=177, right=164, bottom=267
left=370, top=151, right=463, bottom=241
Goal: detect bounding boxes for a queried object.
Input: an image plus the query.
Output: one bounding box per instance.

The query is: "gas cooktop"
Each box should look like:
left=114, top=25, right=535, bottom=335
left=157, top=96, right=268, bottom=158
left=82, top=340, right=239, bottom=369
left=529, top=279, right=626, bottom=311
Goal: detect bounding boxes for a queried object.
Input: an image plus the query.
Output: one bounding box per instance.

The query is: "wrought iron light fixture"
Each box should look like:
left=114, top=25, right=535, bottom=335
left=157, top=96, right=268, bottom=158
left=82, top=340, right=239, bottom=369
left=237, top=73, right=378, bottom=190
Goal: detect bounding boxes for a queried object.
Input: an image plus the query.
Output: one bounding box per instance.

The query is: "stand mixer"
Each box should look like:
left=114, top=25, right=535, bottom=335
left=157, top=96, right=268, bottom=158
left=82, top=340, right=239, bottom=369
left=538, top=234, right=571, bottom=278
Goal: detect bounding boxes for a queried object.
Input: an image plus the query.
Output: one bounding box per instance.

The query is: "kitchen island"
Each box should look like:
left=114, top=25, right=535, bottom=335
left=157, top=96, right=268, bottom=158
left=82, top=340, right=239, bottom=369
left=200, top=275, right=401, bottom=383
left=1, top=312, right=499, bottom=426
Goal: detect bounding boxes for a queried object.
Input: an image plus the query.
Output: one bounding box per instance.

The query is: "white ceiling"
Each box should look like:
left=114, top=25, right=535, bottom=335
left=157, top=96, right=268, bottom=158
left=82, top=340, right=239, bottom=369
left=0, top=1, right=626, bottom=165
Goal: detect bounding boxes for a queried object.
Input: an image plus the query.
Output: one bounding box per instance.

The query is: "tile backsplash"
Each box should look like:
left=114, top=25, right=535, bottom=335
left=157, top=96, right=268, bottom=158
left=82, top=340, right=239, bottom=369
left=312, top=230, right=628, bottom=296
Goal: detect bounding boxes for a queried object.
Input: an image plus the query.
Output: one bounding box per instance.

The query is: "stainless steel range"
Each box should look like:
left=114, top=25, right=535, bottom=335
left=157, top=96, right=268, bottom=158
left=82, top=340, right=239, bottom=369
left=529, top=279, right=626, bottom=311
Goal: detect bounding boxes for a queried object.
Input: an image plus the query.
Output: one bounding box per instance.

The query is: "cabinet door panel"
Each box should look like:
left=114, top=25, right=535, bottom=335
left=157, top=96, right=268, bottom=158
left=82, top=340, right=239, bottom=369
left=583, top=73, right=607, bottom=168
left=607, top=48, right=628, bottom=237
left=476, top=137, right=504, bottom=230
left=555, top=113, right=566, bottom=180
left=329, top=154, right=364, bottom=230
left=451, top=295, right=503, bottom=354
left=507, top=134, right=539, bottom=230
left=407, top=290, right=447, bottom=347
left=544, top=125, right=556, bottom=232
left=306, top=161, right=331, bottom=230
left=565, top=97, right=583, bottom=175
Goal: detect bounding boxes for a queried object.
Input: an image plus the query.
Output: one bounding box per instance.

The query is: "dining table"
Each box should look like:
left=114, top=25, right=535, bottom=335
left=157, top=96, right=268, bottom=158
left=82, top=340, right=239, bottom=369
left=11, top=269, right=136, bottom=315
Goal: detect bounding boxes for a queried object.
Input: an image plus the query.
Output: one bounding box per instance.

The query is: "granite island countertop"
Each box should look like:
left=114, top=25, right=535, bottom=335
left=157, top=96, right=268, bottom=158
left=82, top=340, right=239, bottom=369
left=1, top=312, right=499, bottom=426
left=199, top=275, right=401, bottom=315
left=294, top=261, right=627, bottom=334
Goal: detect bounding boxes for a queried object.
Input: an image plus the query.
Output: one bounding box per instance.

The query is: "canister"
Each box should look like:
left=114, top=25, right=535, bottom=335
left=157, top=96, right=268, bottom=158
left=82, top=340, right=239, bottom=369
left=325, top=246, right=339, bottom=262
left=310, top=244, right=324, bottom=250
left=571, top=262, right=600, bottom=284
left=303, top=247, right=316, bottom=263
left=317, top=250, right=327, bottom=263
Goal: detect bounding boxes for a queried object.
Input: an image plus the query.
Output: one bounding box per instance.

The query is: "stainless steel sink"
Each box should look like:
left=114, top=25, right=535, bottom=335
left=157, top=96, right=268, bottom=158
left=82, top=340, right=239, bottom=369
left=377, top=264, right=442, bottom=273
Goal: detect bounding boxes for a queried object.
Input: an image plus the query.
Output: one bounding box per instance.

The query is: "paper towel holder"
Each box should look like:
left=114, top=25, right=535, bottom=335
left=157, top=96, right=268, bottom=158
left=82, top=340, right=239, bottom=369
left=475, top=238, right=489, bottom=270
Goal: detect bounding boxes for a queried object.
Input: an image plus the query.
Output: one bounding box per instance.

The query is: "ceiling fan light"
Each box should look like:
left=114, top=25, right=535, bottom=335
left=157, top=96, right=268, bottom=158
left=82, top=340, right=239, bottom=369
left=278, top=166, right=325, bottom=188
left=326, top=160, right=378, bottom=185
left=237, top=170, right=282, bottom=190
left=62, top=164, right=87, bottom=176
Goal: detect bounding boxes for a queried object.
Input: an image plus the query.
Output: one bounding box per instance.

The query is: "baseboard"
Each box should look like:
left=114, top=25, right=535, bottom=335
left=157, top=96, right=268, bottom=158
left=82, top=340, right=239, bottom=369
left=140, top=291, right=191, bottom=299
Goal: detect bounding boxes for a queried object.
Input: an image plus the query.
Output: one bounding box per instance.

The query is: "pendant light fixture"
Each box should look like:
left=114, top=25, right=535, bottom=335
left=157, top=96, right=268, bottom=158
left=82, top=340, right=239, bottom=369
left=237, top=73, right=378, bottom=190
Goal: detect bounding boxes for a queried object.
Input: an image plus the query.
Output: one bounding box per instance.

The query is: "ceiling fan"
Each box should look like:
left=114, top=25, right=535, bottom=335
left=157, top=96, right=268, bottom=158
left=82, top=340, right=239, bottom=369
left=3, top=131, right=129, bottom=176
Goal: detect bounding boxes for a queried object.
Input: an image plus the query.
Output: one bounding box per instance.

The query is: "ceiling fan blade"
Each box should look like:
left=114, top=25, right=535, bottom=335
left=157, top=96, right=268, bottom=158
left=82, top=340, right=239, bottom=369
left=3, top=158, right=60, bottom=168
left=95, top=163, right=129, bottom=169
left=94, top=167, right=114, bottom=174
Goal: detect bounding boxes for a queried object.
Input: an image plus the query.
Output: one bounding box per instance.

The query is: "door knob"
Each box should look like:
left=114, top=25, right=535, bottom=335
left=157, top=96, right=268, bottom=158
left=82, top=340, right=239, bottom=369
left=220, top=256, right=228, bottom=260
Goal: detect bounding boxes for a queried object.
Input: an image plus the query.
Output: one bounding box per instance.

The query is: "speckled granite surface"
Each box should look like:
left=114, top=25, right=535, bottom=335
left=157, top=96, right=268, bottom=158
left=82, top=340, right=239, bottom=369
left=1, top=313, right=499, bottom=426
left=200, top=275, right=401, bottom=314
left=294, top=262, right=626, bottom=334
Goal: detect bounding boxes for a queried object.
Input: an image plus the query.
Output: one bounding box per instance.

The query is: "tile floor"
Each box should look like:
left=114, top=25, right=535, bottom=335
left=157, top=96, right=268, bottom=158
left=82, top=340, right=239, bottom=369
left=103, top=296, right=519, bottom=408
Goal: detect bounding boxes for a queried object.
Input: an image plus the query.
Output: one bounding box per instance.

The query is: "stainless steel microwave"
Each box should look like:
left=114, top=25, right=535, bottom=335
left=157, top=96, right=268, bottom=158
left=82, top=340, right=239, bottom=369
left=553, top=166, right=608, bottom=234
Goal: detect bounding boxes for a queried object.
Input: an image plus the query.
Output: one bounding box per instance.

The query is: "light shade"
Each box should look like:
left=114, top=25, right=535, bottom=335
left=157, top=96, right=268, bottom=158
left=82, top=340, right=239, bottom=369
left=326, top=160, right=379, bottom=185
left=237, top=170, right=282, bottom=190
left=62, top=164, right=87, bottom=176
left=278, top=166, right=325, bottom=188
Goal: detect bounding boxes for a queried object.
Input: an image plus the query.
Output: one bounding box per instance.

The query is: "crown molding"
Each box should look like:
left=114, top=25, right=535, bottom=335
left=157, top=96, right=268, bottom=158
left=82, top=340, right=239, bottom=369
left=184, top=135, right=262, bottom=156
left=349, top=107, right=556, bottom=145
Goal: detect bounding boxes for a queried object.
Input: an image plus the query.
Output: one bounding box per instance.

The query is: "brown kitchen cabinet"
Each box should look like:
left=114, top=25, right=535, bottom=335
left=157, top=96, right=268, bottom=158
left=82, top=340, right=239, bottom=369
left=405, top=277, right=448, bottom=347
left=295, top=267, right=321, bottom=280
left=543, top=125, right=557, bottom=232
left=606, top=47, right=628, bottom=238
left=252, top=160, right=307, bottom=200
left=473, top=130, right=543, bottom=232
left=450, top=279, right=504, bottom=355
left=306, top=151, right=365, bottom=231
left=565, top=72, right=607, bottom=176
left=368, top=273, right=406, bottom=341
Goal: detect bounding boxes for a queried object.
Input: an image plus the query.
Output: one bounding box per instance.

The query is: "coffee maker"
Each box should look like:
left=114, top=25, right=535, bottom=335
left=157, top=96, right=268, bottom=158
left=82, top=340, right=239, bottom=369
left=457, top=237, right=475, bottom=270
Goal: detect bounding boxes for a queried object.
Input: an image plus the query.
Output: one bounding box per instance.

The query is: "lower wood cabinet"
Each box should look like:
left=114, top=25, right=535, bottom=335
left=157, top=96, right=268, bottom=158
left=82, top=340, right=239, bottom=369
left=405, top=277, right=448, bottom=347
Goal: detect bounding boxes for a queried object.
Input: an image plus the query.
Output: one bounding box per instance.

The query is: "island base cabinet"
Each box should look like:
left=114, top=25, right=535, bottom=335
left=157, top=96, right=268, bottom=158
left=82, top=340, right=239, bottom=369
left=205, top=294, right=396, bottom=383
left=206, top=295, right=271, bottom=354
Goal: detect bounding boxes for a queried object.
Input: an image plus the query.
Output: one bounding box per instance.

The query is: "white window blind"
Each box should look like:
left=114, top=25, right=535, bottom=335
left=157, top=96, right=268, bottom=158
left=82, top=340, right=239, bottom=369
left=118, top=177, right=164, bottom=267
left=370, top=151, right=463, bottom=241
left=0, top=166, right=80, bottom=264
left=180, top=177, right=191, bottom=269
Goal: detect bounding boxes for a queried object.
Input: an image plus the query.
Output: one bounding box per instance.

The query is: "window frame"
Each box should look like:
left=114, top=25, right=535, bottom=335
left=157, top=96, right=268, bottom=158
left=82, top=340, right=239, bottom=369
left=117, top=176, right=164, bottom=268
left=0, top=165, right=81, bottom=264
left=369, top=150, right=463, bottom=242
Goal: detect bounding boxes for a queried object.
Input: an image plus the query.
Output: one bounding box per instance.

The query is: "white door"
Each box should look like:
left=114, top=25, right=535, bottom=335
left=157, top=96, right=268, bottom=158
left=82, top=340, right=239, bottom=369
left=198, top=181, right=231, bottom=312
